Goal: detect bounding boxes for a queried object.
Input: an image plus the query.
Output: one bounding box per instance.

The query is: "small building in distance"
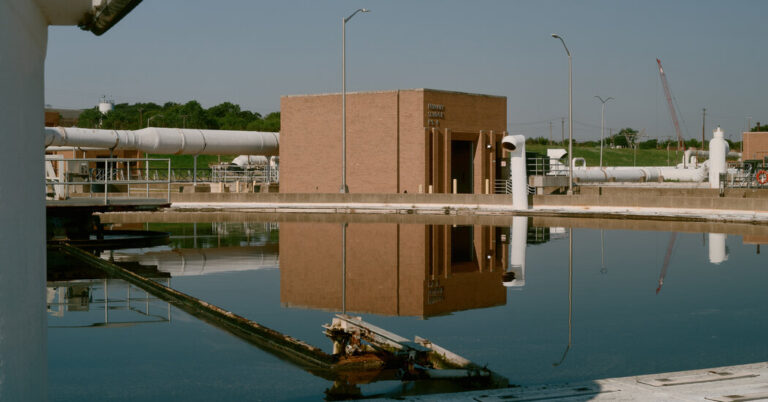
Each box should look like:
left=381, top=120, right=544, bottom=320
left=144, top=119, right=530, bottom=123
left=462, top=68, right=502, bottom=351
left=742, top=130, right=768, bottom=162
left=280, top=89, right=507, bottom=194
left=45, top=108, right=83, bottom=127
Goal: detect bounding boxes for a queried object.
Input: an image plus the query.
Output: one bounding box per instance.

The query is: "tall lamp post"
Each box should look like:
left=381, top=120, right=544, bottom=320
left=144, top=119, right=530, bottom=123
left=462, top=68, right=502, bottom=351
left=340, top=8, right=370, bottom=193
left=552, top=34, right=573, bottom=194
left=594, top=96, right=614, bottom=168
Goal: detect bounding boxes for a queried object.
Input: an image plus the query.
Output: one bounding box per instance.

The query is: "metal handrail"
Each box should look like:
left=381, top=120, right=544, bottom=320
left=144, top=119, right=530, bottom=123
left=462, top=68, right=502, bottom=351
left=45, top=157, right=171, bottom=204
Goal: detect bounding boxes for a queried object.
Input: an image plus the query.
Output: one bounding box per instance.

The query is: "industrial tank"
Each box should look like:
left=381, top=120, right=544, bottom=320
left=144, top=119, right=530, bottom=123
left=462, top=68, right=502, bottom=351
left=708, top=127, right=729, bottom=189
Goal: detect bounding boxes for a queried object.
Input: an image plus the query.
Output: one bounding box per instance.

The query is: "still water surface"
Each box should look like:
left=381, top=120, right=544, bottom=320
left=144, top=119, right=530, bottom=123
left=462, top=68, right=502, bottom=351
left=47, top=218, right=768, bottom=400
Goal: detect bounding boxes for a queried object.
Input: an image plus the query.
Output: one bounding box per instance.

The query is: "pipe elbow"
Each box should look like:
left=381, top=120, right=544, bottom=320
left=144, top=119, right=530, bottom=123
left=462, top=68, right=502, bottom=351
left=501, top=135, right=525, bottom=153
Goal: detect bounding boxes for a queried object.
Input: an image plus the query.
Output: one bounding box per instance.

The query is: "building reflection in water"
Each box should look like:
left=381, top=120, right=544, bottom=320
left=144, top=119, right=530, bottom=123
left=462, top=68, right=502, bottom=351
left=279, top=221, right=534, bottom=318
left=47, top=278, right=171, bottom=328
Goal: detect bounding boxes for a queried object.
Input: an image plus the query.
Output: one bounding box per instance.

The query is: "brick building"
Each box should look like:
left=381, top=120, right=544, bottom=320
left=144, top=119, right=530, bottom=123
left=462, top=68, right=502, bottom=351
left=742, top=131, right=768, bottom=161
left=280, top=89, right=507, bottom=194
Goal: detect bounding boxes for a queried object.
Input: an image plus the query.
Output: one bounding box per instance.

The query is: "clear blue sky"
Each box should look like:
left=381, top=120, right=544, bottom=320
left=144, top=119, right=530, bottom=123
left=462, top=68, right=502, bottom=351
left=45, top=0, right=768, bottom=142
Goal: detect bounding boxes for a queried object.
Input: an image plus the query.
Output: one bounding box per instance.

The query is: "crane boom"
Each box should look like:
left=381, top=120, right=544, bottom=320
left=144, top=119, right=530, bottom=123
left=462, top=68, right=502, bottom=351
left=656, top=58, right=685, bottom=151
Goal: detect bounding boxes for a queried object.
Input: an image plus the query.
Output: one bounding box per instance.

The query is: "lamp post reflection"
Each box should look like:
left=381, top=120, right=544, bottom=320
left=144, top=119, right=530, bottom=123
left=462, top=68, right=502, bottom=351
left=554, top=227, right=573, bottom=367
left=600, top=229, right=606, bottom=274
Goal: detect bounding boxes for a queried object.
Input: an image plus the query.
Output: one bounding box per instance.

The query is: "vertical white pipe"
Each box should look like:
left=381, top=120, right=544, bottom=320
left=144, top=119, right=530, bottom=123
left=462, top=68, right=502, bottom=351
left=502, top=134, right=528, bottom=209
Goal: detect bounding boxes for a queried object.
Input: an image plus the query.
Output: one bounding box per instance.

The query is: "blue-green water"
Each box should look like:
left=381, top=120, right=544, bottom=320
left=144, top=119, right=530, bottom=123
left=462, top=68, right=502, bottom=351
left=47, top=220, right=768, bottom=400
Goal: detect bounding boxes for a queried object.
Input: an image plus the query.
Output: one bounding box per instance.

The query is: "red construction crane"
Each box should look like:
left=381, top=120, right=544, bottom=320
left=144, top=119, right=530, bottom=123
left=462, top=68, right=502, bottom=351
left=656, top=59, right=685, bottom=151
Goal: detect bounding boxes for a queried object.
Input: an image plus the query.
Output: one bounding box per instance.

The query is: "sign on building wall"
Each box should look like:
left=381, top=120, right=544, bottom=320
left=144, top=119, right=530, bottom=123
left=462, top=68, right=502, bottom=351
left=427, top=103, right=445, bottom=127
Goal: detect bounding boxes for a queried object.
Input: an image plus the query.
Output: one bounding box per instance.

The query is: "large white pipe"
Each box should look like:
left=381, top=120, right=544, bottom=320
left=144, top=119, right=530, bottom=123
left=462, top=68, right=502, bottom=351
left=572, top=167, right=660, bottom=182
left=708, top=127, right=729, bottom=189
left=231, top=155, right=268, bottom=167
left=504, top=216, right=528, bottom=288
left=660, top=165, right=708, bottom=182
left=501, top=134, right=528, bottom=209
left=684, top=149, right=741, bottom=166
left=570, top=162, right=707, bottom=183
left=45, top=127, right=280, bottom=156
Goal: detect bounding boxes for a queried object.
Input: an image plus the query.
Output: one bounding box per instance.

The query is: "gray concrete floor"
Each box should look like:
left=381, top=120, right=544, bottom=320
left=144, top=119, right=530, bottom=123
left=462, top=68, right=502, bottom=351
left=387, top=362, right=768, bottom=401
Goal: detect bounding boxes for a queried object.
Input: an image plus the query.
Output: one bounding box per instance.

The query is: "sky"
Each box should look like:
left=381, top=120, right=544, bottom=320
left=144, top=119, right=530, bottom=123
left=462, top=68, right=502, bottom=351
left=45, top=0, right=768, bottom=142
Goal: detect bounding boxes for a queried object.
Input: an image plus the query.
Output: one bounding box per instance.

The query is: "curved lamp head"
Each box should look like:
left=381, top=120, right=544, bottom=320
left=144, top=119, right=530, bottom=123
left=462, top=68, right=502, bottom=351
left=345, top=8, right=370, bottom=22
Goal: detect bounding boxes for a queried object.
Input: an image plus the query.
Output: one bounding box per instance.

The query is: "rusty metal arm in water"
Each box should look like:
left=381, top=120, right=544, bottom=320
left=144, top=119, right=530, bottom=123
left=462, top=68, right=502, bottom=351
left=55, top=243, right=509, bottom=398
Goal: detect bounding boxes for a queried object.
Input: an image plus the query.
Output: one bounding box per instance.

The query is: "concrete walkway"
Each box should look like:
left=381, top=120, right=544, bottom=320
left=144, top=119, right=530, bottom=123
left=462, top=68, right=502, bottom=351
left=388, top=362, right=768, bottom=401
left=167, top=201, right=768, bottom=224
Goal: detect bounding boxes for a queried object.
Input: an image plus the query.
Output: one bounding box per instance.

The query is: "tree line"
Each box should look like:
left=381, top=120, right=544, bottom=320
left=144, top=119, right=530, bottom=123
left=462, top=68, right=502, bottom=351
left=76, top=100, right=280, bottom=132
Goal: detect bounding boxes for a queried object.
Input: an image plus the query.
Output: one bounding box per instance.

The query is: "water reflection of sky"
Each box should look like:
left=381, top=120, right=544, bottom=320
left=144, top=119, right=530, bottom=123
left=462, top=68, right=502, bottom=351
left=47, top=220, right=768, bottom=400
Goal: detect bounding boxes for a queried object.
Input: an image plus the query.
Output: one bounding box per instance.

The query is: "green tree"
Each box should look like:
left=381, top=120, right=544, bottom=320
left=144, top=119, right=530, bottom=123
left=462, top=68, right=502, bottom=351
left=75, top=100, right=280, bottom=131
left=617, top=128, right=638, bottom=148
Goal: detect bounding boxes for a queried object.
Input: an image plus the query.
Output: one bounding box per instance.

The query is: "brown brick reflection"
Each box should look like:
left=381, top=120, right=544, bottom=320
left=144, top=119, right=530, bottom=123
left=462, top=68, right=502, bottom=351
left=280, top=222, right=506, bottom=317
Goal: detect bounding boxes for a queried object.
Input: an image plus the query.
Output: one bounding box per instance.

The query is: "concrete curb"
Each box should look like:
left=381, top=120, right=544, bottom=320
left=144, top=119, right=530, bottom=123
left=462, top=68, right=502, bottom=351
left=167, top=202, right=768, bottom=224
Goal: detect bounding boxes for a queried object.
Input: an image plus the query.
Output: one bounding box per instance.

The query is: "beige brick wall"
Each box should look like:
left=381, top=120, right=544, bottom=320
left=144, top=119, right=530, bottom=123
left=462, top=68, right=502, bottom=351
left=280, top=89, right=506, bottom=194
left=743, top=132, right=768, bottom=161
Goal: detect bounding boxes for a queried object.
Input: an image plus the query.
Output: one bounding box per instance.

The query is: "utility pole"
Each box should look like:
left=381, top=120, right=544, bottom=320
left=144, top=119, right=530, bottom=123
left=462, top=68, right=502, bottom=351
left=138, top=108, right=143, bottom=129
left=561, top=117, right=565, bottom=145
left=702, top=108, right=706, bottom=150
left=549, top=121, right=553, bottom=144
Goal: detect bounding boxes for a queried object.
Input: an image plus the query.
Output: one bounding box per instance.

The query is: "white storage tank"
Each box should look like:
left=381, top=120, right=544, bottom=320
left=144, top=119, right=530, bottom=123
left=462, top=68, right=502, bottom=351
left=98, top=96, right=114, bottom=115
left=708, top=127, right=729, bottom=189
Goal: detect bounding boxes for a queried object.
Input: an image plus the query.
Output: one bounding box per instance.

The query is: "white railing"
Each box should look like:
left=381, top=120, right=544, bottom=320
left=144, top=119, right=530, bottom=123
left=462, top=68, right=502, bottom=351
left=45, top=156, right=171, bottom=204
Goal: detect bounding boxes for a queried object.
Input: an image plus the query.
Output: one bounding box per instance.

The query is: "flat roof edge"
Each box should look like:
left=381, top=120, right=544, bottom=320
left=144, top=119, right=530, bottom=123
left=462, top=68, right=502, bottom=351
left=282, top=88, right=506, bottom=99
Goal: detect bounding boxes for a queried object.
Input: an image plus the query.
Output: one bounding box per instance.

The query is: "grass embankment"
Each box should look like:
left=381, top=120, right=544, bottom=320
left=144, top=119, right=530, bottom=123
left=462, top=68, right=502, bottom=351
left=147, top=154, right=236, bottom=169
left=526, top=144, right=683, bottom=167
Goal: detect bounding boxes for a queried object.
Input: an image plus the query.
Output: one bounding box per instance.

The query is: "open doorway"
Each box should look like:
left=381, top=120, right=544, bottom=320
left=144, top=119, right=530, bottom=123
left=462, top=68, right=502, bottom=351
left=451, top=140, right=474, bottom=193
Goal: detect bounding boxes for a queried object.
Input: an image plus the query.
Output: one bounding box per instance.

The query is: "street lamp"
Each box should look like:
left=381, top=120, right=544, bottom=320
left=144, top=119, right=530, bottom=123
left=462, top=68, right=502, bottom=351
left=594, top=96, right=614, bottom=168
left=552, top=33, right=573, bottom=194
left=340, top=8, right=370, bottom=193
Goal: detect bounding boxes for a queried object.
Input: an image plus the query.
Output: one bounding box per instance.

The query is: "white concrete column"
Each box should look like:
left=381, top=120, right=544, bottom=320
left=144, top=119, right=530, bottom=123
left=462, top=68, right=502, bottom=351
left=0, top=1, right=48, bottom=400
